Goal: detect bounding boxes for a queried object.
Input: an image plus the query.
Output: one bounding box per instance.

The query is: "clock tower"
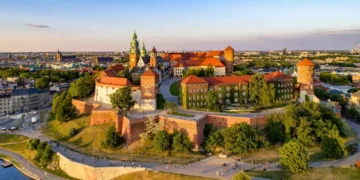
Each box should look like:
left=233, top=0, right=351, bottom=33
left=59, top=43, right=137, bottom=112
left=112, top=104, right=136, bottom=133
left=140, top=69, right=159, bottom=110
left=129, top=30, right=140, bottom=69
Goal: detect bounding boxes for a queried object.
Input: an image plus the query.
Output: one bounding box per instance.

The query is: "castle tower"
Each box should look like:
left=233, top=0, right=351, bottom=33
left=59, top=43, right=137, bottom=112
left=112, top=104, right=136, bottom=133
left=297, top=58, right=315, bottom=101
left=140, top=69, right=159, bottom=110
left=8, top=52, right=13, bottom=60
left=149, top=46, right=157, bottom=68
left=224, top=46, right=234, bottom=75
left=56, top=49, right=62, bottom=62
left=129, top=30, right=140, bottom=69
left=140, top=41, right=147, bottom=57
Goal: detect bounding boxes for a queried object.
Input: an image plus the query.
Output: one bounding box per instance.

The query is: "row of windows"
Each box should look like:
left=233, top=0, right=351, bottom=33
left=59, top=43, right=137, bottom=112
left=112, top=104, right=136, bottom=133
left=277, top=89, right=292, bottom=93
left=188, top=102, right=206, bottom=107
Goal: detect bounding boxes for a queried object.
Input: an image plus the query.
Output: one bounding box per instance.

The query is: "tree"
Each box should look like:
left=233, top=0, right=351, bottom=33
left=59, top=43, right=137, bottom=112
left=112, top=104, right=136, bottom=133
left=321, top=130, right=346, bottom=159
left=68, top=128, right=78, bottom=137
left=68, top=73, right=95, bottom=100
left=139, top=116, right=162, bottom=141
left=222, top=123, right=265, bottom=154
left=117, top=67, right=131, bottom=79
left=27, top=138, right=40, bottom=150
left=249, top=73, right=275, bottom=107
left=205, top=130, right=224, bottom=152
left=55, top=92, right=77, bottom=122
left=39, top=144, right=54, bottom=167
left=206, top=90, right=219, bottom=111
left=296, top=117, right=316, bottom=146
left=204, top=66, right=214, bottom=77
left=172, top=132, right=192, bottom=152
left=279, top=140, right=309, bottom=173
left=233, top=172, right=251, bottom=180
left=109, top=86, right=135, bottom=113
left=102, top=125, right=123, bottom=148
left=153, top=130, right=171, bottom=151
left=35, top=76, right=50, bottom=89
left=164, top=101, right=177, bottom=113
left=265, top=114, right=285, bottom=144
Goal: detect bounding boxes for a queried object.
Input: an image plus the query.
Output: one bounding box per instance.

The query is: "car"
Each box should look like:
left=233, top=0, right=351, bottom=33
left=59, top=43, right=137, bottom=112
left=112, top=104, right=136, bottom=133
left=1, top=127, right=7, bottom=131
left=0, top=113, right=6, bottom=116
left=10, top=127, right=18, bottom=130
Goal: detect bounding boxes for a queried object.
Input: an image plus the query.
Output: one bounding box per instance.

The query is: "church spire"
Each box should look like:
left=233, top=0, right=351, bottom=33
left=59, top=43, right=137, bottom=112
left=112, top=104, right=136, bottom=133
left=141, top=41, right=147, bottom=57
left=130, top=29, right=140, bottom=54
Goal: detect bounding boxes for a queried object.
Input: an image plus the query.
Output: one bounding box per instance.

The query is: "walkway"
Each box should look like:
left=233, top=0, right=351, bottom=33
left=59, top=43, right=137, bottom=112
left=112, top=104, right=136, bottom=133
left=159, top=78, right=180, bottom=103
left=0, top=148, right=65, bottom=180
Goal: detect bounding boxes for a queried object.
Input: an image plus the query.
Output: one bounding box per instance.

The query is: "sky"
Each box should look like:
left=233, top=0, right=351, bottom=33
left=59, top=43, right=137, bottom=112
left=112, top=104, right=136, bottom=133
left=0, top=0, right=360, bottom=52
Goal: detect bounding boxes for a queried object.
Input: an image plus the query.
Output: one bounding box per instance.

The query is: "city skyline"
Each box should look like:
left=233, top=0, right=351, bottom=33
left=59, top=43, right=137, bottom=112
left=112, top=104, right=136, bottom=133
left=1, top=0, right=360, bottom=52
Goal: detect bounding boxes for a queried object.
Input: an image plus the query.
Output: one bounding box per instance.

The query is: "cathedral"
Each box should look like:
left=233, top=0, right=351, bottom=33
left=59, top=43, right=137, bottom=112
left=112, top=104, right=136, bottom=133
left=129, top=31, right=170, bottom=83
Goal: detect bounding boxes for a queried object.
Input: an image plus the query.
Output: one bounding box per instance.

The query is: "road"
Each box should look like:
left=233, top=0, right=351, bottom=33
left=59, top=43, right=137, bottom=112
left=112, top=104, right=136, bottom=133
left=159, top=77, right=180, bottom=103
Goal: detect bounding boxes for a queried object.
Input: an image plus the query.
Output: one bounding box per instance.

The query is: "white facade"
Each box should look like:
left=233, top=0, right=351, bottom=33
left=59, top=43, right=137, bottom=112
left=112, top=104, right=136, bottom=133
left=0, top=96, right=12, bottom=114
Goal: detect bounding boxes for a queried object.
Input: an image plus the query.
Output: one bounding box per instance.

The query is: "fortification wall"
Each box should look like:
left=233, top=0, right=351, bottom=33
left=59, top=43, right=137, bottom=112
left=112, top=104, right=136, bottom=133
left=57, top=153, right=145, bottom=180
left=72, top=99, right=101, bottom=114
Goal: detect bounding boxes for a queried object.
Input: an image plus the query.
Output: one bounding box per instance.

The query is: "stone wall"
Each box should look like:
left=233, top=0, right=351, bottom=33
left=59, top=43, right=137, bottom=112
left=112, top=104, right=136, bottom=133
left=90, top=110, right=119, bottom=126
left=72, top=99, right=101, bottom=114
left=58, top=153, right=145, bottom=180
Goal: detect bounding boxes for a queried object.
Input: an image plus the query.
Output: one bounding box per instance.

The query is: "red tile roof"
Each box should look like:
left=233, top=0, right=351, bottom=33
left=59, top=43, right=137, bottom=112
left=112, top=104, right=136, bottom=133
left=103, top=64, right=125, bottom=77
left=141, top=69, right=159, bottom=77
left=297, top=58, right=314, bottom=66
left=174, top=58, right=225, bottom=67
left=181, top=75, right=208, bottom=84
left=97, top=76, right=133, bottom=86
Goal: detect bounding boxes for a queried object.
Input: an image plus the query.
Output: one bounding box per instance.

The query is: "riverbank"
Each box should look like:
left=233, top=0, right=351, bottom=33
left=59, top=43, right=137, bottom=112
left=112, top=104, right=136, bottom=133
left=0, top=154, right=37, bottom=180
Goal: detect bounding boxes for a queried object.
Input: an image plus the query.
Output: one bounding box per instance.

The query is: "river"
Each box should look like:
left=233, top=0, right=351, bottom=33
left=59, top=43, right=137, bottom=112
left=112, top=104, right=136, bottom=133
left=0, top=159, right=30, bottom=180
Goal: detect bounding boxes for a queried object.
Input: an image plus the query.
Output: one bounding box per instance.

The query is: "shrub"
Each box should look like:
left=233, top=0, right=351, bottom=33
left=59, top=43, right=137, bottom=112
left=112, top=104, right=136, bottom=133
left=102, top=125, right=123, bottom=148
left=68, top=128, right=78, bottom=137
left=321, top=131, right=347, bottom=159
left=27, top=138, right=40, bottom=150
left=172, top=132, right=192, bottom=152
left=153, top=130, right=171, bottom=151
left=233, top=172, right=251, bottom=180
left=279, top=140, right=309, bottom=173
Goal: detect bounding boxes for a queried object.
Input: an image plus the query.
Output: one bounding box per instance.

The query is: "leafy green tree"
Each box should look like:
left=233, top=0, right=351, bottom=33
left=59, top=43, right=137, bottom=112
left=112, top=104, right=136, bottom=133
left=249, top=73, right=275, bottom=107
left=279, top=140, right=309, bottom=173
left=204, top=66, right=214, bottom=77
left=222, top=123, right=265, bottom=154
left=109, top=86, right=135, bottom=113
left=55, top=92, right=77, bottom=122
left=233, top=172, right=251, bottom=180
left=172, top=132, right=192, bottom=152
left=39, top=144, right=54, bottom=167
left=68, top=128, right=78, bottom=137
left=205, top=130, right=224, bottom=152
left=35, top=76, right=50, bottom=89
left=139, top=116, right=162, bottom=141
left=68, top=73, right=95, bottom=100
left=102, top=125, right=123, bottom=148
left=153, top=130, right=171, bottom=151
left=27, top=138, right=40, bottom=150
left=296, top=117, right=316, bottom=146
left=265, top=114, right=285, bottom=144
left=348, top=88, right=359, bottom=93
left=117, top=67, right=132, bottom=79
left=321, top=130, right=346, bottom=159
left=203, top=123, right=217, bottom=138
left=206, top=90, right=219, bottom=111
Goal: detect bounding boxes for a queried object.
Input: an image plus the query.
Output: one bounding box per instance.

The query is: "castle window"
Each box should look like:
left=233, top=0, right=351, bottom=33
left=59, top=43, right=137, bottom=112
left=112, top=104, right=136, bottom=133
left=234, top=93, right=238, bottom=96
left=235, top=86, right=238, bottom=90
left=226, top=93, right=230, bottom=97
left=218, top=87, right=221, bottom=91
left=218, top=94, right=222, bottom=98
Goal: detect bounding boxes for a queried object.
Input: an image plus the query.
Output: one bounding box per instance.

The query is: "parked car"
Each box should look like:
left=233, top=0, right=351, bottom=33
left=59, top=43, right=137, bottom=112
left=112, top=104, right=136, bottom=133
left=10, top=127, right=17, bottom=130
left=1, top=127, right=7, bottom=131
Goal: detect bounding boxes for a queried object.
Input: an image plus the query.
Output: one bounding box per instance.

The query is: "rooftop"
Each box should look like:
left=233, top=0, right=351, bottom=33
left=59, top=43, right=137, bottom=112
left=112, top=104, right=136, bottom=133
left=297, top=58, right=314, bottom=66
left=181, top=75, right=208, bottom=84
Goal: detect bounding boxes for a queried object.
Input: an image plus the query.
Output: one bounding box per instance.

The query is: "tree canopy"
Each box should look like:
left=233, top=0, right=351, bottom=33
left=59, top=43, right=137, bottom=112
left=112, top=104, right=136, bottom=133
left=249, top=73, right=276, bottom=107
left=35, top=76, right=50, bottom=89
left=109, top=86, right=135, bottom=112
left=279, top=140, right=309, bottom=173
left=68, top=73, right=96, bottom=100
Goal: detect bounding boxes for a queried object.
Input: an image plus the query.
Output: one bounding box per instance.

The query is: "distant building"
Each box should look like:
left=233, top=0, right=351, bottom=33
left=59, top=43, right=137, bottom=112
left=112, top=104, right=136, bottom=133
left=350, top=91, right=360, bottom=109
left=56, top=49, right=77, bottom=62
left=11, top=88, right=50, bottom=113
left=94, top=56, right=113, bottom=64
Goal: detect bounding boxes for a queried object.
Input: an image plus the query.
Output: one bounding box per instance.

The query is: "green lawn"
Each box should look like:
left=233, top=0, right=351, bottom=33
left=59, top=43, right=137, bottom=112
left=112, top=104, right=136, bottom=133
left=248, top=167, right=360, bottom=180
left=0, top=134, right=29, bottom=144
left=41, top=115, right=205, bottom=164
left=170, top=82, right=179, bottom=96
left=168, top=111, right=195, bottom=117
left=113, top=170, right=214, bottom=180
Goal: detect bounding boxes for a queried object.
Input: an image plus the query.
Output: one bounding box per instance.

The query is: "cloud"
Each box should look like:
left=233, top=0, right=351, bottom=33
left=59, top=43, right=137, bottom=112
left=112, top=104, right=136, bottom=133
left=25, top=24, right=50, bottom=28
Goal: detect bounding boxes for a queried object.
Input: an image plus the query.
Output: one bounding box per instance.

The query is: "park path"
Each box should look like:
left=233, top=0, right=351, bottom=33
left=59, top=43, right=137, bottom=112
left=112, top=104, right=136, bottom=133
left=0, top=148, right=65, bottom=180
